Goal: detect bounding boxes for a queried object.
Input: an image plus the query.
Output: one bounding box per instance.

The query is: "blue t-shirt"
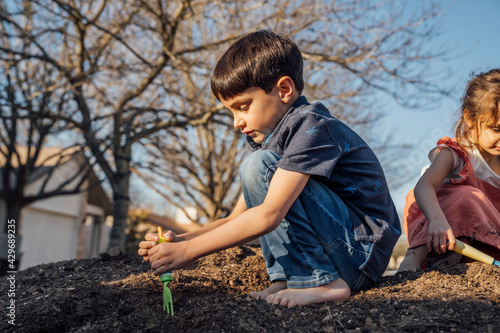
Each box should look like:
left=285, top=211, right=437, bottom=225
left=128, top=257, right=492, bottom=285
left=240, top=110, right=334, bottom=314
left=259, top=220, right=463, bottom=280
left=247, top=96, right=401, bottom=280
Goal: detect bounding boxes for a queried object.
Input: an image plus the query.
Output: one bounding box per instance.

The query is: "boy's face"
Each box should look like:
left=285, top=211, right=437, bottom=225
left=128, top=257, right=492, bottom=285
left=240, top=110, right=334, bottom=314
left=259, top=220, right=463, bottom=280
left=220, top=86, right=291, bottom=144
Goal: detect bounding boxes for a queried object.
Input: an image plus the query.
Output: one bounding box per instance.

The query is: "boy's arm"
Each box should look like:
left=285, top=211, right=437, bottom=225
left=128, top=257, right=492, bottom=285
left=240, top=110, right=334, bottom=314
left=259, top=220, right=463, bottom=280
left=177, top=194, right=248, bottom=241
left=148, top=168, right=310, bottom=275
left=414, top=148, right=456, bottom=254
left=138, top=194, right=247, bottom=261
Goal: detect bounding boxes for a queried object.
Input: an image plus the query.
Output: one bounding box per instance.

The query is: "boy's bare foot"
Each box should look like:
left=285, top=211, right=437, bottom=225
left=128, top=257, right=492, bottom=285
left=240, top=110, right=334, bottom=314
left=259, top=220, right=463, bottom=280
left=398, top=245, right=427, bottom=272
left=249, top=281, right=287, bottom=300
left=265, top=277, right=351, bottom=308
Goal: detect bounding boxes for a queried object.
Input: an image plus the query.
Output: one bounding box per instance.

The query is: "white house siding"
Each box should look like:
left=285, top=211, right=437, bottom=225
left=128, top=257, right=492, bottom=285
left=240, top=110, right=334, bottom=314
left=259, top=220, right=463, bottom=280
left=27, top=193, right=84, bottom=221
left=17, top=158, right=86, bottom=269
left=1, top=149, right=113, bottom=272
left=19, top=206, right=80, bottom=269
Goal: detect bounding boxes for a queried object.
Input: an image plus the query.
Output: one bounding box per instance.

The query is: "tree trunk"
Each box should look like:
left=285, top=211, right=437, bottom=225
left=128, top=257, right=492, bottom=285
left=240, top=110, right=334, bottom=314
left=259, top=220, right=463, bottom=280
left=4, top=202, right=22, bottom=234
left=107, top=194, right=130, bottom=249
left=107, top=155, right=131, bottom=249
left=1, top=202, right=23, bottom=275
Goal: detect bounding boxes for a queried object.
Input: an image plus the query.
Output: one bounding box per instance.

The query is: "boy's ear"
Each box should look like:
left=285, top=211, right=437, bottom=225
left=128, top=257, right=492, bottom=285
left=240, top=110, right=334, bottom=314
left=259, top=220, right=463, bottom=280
left=276, top=76, right=296, bottom=103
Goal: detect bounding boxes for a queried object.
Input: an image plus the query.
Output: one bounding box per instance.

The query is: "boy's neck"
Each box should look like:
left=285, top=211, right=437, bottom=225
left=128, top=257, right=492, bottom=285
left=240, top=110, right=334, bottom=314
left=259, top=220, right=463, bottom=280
left=289, top=94, right=301, bottom=106
left=283, top=92, right=301, bottom=112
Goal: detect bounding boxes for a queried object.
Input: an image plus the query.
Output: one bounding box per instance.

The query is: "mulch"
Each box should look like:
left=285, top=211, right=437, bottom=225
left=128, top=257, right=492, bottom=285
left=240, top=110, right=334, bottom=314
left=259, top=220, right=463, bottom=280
left=1, top=245, right=499, bottom=332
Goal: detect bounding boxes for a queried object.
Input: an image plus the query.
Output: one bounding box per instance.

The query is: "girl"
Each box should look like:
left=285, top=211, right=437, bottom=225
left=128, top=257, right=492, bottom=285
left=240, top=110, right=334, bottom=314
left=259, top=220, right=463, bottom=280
left=399, top=68, right=500, bottom=271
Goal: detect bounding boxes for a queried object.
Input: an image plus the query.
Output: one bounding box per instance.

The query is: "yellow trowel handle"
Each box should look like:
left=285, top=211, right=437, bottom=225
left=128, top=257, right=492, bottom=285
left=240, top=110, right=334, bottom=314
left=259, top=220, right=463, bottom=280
left=453, top=239, right=494, bottom=265
left=157, top=226, right=167, bottom=243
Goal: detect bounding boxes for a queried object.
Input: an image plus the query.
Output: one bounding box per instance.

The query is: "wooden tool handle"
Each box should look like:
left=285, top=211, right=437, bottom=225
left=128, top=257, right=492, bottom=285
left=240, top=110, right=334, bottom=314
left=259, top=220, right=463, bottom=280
left=453, top=239, right=494, bottom=265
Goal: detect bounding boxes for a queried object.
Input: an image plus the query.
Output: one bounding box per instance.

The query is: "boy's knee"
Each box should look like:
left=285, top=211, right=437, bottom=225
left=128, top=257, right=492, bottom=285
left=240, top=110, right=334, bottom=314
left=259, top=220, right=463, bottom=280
left=239, top=150, right=280, bottom=182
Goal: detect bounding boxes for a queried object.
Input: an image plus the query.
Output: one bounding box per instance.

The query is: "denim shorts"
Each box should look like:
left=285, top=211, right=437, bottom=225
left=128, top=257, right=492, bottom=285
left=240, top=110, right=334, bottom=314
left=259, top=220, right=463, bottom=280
left=239, top=150, right=374, bottom=291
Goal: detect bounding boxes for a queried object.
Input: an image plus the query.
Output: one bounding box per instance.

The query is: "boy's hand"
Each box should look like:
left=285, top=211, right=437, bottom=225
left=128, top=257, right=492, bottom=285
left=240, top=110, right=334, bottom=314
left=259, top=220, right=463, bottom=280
left=148, top=240, right=194, bottom=275
left=137, top=230, right=180, bottom=262
left=426, top=219, right=456, bottom=254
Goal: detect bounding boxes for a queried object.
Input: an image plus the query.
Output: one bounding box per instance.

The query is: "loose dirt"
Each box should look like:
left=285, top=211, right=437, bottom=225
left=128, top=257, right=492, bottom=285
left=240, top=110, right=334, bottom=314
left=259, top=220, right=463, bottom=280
left=1, top=245, right=499, bottom=332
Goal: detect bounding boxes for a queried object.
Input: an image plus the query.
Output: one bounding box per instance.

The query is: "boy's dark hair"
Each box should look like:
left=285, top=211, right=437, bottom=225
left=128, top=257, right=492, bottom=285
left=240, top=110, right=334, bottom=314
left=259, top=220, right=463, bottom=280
left=211, top=30, right=304, bottom=101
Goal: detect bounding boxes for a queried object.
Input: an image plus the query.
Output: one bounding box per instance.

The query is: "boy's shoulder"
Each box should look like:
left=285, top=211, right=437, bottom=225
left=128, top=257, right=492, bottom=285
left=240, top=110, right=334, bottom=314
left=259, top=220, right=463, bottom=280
left=259, top=96, right=366, bottom=152
left=287, top=96, right=331, bottom=120
left=282, top=97, right=359, bottom=140
left=279, top=97, right=339, bottom=135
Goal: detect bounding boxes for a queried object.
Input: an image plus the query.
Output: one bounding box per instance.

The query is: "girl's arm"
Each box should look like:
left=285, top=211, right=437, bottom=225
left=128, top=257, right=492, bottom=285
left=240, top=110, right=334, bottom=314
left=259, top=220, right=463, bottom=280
left=414, top=148, right=456, bottom=254
left=148, top=168, right=310, bottom=275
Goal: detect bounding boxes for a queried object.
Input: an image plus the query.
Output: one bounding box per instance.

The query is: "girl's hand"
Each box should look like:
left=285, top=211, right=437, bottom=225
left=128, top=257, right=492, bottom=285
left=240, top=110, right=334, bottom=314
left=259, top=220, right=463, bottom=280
left=137, top=230, right=181, bottom=262
left=426, top=219, right=456, bottom=254
left=148, top=240, right=194, bottom=275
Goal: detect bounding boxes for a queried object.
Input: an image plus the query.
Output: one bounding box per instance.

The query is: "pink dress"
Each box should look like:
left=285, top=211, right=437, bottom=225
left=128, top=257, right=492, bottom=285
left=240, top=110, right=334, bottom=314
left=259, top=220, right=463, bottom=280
left=404, top=137, right=500, bottom=260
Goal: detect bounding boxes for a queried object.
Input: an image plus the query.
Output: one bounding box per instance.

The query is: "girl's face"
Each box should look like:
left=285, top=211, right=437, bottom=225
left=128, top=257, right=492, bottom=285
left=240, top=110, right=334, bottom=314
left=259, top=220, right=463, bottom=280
left=474, top=114, right=500, bottom=158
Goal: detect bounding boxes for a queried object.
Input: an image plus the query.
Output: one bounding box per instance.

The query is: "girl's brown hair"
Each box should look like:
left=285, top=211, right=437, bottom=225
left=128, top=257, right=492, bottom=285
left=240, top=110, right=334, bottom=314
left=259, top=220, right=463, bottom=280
left=455, top=68, right=500, bottom=150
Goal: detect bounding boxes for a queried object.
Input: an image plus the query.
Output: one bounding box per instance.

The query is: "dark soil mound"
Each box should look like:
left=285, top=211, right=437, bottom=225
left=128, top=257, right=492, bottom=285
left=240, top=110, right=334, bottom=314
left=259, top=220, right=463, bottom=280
left=1, top=245, right=499, bottom=332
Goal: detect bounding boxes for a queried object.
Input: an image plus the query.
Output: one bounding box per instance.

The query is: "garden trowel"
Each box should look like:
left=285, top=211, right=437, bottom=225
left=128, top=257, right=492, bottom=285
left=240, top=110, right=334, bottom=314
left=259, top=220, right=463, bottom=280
left=453, top=239, right=500, bottom=267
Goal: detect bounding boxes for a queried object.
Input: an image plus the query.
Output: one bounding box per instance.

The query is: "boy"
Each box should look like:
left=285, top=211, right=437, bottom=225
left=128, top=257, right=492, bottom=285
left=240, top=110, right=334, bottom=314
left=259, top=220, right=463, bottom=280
left=138, top=30, right=401, bottom=307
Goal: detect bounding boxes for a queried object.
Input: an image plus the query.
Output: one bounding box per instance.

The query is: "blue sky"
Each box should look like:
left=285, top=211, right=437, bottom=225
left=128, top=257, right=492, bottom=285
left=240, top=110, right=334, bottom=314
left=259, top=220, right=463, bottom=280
left=385, top=0, right=500, bottom=215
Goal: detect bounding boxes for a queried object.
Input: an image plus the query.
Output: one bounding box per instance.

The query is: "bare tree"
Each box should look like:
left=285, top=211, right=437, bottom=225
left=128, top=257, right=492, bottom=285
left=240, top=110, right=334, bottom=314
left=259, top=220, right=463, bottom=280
left=0, top=39, right=96, bottom=225
left=0, top=0, right=452, bottom=248
left=0, top=56, right=99, bottom=272
left=134, top=113, right=248, bottom=224
left=0, top=0, right=223, bottom=248
left=134, top=0, right=453, bottom=223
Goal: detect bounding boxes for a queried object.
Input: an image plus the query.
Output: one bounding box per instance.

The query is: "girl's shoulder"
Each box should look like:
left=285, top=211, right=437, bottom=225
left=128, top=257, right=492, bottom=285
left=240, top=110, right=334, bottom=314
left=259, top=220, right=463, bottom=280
left=429, top=136, right=471, bottom=184
left=435, top=137, right=500, bottom=188
left=436, top=137, right=468, bottom=156
left=435, top=136, right=471, bottom=165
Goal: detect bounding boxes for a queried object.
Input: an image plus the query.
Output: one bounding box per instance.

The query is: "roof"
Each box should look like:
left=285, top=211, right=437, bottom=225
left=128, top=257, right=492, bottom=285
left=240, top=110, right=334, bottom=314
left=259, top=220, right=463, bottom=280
left=0, top=146, right=112, bottom=215
left=0, top=146, right=80, bottom=168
